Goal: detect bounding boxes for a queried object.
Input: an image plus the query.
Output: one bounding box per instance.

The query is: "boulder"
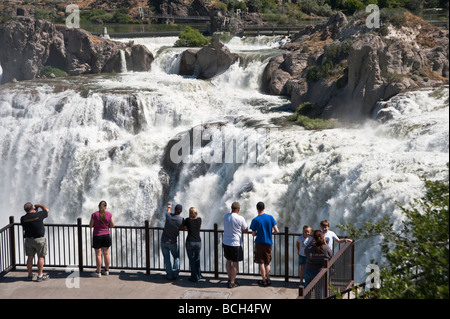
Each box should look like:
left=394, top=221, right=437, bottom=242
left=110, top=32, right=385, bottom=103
left=178, top=37, right=238, bottom=79
left=196, top=37, right=238, bottom=79
left=179, top=49, right=198, bottom=76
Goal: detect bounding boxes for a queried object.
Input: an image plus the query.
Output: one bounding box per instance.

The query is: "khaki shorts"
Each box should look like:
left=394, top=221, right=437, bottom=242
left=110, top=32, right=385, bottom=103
left=25, top=237, right=47, bottom=257
left=254, top=243, right=272, bottom=265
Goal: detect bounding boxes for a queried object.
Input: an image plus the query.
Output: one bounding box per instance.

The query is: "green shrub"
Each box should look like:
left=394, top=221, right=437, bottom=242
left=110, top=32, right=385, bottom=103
left=345, top=0, right=364, bottom=14
left=41, top=66, right=67, bottom=78
left=324, top=43, right=340, bottom=62
left=174, top=27, right=210, bottom=47
left=34, top=9, right=53, bottom=21
left=380, top=8, right=407, bottom=27
left=298, top=0, right=334, bottom=17
left=293, top=115, right=339, bottom=130
left=306, top=62, right=334, bottom=82
left=213, top=1, right=228, bottom=11
left=288, top=102, right=339, bottom=130
left=112, top=11, right=131, bottom=24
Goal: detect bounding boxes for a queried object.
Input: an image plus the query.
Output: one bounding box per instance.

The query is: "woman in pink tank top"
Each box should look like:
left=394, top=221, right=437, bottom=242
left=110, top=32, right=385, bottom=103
left=89, top=200, right=115, bottom=277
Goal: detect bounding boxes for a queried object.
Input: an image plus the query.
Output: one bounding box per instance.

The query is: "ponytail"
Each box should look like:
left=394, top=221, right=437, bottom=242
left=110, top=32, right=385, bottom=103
left=312, top=230, right=326, bottom=254
left=98, top=201, right=107, bottom=225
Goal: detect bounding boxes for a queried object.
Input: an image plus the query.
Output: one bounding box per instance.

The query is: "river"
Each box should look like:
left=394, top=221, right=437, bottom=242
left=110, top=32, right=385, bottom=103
left=0, top=35, right=448, bottom=281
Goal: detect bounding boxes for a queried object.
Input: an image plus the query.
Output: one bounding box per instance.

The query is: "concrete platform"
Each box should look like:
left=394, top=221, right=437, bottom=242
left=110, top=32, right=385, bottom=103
left=0, top=267, right=300, bottom=299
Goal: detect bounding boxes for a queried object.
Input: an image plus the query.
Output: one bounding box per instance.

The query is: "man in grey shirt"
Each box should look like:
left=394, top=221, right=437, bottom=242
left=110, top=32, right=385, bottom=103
left=161, top=204, right=184, bottom=280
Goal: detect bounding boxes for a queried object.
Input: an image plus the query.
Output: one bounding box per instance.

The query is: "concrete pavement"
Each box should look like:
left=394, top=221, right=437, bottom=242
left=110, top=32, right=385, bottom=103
left=0, top=267, right=300, bottom=299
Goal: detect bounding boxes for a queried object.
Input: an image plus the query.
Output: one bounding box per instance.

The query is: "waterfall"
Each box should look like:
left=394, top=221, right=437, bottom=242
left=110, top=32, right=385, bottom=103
left=120, top=49, right=127, bottom=73
left=0, top=37, right=448, bottom=282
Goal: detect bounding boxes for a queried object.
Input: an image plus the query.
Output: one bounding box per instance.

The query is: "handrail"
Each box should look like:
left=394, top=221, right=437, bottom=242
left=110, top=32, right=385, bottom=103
left=0, top=216, right=301, bottom=279
left=1, top=216, right=355, bottom=298
left=298, top=241, right=354, bottom=299
left=0, top=217, right=15, bottom=277
left=327, top=281, right=367, bottom=299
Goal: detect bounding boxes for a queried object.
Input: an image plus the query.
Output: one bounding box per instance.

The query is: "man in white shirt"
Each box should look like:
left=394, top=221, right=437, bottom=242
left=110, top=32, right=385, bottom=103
left=320, top=220, right=352, bottom=253
left=223, top=202, right=248, bottom=288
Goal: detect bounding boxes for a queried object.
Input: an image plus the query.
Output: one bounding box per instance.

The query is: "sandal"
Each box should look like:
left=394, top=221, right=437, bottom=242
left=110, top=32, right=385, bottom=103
left=266, top=279, right=271, bottom=286
left=258, top=280, right=268, bottom=287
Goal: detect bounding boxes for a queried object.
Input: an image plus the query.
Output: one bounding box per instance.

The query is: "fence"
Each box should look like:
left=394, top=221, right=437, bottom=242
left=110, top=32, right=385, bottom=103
left=1, top=216, right=354, bottom=297
left=298, top=241, right=354, bottom=299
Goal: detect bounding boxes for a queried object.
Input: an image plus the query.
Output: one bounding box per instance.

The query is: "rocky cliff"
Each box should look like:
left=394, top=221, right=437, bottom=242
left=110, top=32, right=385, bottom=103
left=262, top=11, right=449, bottom=122
left=0, top=17, right=154, bottom=84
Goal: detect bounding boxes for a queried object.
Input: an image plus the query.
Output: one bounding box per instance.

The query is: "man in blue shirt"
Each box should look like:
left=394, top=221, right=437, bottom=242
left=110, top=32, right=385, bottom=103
left=250, top=202, right=279, bottom=286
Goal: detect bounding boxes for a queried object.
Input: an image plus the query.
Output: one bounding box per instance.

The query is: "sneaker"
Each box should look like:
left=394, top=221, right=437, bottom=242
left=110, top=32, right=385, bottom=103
left=92, top=271, right=101, bottom=278
left=101, top=269, right=109, bottom=276
left=27, top=274, right=34, bottom=281
left=36, top=274, right=49, bottom=282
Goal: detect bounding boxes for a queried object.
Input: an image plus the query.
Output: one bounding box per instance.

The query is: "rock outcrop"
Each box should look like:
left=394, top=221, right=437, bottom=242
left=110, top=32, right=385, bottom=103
left=263, top=11, right=449, bottom=121
left=0, top=17, right=154, bottom=84
left=178, top=37, right=238, bottom=79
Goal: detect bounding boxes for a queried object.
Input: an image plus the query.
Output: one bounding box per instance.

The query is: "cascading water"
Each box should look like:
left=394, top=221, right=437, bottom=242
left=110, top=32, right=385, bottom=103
left=119, top=49, right=128, bottom=73
left=0, top=36, right=448, bottom=282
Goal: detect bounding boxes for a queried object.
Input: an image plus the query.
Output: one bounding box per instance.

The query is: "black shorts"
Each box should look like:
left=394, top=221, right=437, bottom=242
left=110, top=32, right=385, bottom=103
left=92, top=234, right=112, bottom=249
left=223, top=244, right=243, bottom=262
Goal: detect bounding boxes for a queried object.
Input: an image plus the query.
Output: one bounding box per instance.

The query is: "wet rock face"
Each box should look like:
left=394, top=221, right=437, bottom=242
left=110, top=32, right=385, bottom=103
left=0, top=18, right=60, bottom=82
left=0, top=17, right=154, bottom=84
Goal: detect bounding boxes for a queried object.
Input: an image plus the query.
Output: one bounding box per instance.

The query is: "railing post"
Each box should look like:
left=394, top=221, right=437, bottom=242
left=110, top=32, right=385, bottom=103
left=284, top=226, right=289, bottom=282
left=77, top=218, right=83, bottom=273
left=324, top=259, right=329, bottom=298
left=214, top=223, right=219, bottom=278
left=145, top=220, right=150, bottom=275
left=9, top=216, right=16, bottom=271
left=298, top=285, right=304, bottom=298
left=351, top=241, right=355, bottom=282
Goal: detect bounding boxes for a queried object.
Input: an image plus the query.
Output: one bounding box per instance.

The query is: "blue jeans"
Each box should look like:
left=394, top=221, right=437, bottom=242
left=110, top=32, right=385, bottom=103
left=186, top=241, right=202, bottom=282
left=161, top=242, right=179, bottom=279
left=304, top=268, right=325, bottom=298
left=304, top=268, right=319, bottom=288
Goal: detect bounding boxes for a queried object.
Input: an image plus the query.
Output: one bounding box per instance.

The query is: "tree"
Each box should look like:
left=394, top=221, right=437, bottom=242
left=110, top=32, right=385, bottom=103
left=338, top=165, right=449, bottom=298
left=174, top=26, right=210, bottom=47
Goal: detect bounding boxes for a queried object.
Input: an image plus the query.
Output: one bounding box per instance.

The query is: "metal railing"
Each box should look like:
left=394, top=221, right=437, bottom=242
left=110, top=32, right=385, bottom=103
left=298, top=241, right=355, bottom=299
left=1, top=216, right=354, bottom=293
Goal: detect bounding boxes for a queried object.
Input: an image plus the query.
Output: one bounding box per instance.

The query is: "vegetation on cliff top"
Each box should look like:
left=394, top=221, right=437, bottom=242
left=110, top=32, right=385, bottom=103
left=1, top=0, right=448, bottom=25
